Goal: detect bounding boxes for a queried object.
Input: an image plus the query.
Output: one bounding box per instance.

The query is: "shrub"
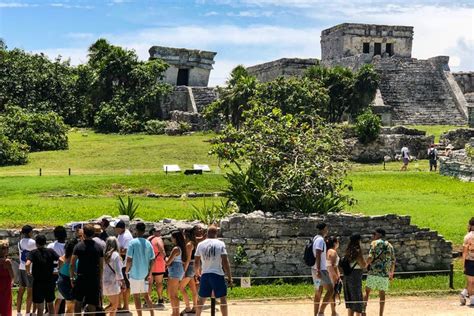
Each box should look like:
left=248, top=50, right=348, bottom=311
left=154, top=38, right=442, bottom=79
left=211, top=108, right=351, bottom=214
left=144, top=120, right=167, bottom=135
left=117, top=196, right=139, bottom=220
left=0, top=134, right=29, bottom=166
left=0, top=106, right=68, bottom=151
left=355, top=109, right=381, bottom=144
left=191, top=200, right=235, bottom=225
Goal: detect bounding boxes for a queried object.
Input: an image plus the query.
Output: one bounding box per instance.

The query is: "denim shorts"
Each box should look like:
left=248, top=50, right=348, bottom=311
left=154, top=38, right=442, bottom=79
left=168, top=261, right=184, bottom=280
left=57, top=274, right=74, bottom=301
left=185, top=262, right=195, bottom=278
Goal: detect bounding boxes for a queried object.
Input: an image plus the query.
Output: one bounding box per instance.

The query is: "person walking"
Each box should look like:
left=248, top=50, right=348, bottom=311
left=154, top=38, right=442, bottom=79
left=427, top=144, right=438, bottom=172
left=461, top=217, right=474, bottom=305
left=103, top=237, right=125, bottom=316
left=342, top=234, right=367, bottom=316
left=25, top=235, right=60, bottom=316
left=70, top=224, right=104, bottom=315
left=57, top=239, right=78, bottom=316
left=364, top=228, right=395, bottom=316
left=17, top=225, right=36, bottom=316
left=125, top=222, right=155, bottom=316
left=115, top=220, right=133, bottom=312
left=194, top=225, right=233, bottom=316
left=166, top=230, right=187, bottom=316
left=312, top=223, right=334, bottom=316
left=47, top=226, right=67, bottom=315
left=326, top=236, right=341, bottom=316
left=179, top=228, right=199, bottom=315
left=147, top=227, right=166, bottom=309
left=0, top=239, right=14, bottom=316
left=400, top=146, right=410, bottom=171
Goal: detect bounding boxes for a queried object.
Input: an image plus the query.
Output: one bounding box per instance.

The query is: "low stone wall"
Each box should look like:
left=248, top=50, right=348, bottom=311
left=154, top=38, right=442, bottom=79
left=440, top=155, right=474, bottom=182
left=344, top=126, right=434, bottom=162
left=1, top=212, right=452, bottom=278
left=247, top=58, right=319, bottom=83
left=440, top=128, right=474, bottom=149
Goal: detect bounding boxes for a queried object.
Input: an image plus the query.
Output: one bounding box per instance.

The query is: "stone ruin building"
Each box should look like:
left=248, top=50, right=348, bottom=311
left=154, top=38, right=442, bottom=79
left=248, top=23, right=473, bottom=127
left=149, top=45, right=219, bottom=130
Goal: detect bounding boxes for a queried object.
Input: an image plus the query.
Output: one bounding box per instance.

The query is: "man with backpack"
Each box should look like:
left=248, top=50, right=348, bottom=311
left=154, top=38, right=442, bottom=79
left=310, top=222, right=334, bottom=316
left=427, top=144, right=438, bottom=172
left=364, top=228, right=395, bottom=316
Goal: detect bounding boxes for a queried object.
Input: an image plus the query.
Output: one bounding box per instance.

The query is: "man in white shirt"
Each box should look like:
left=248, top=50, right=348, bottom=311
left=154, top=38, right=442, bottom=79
left=312, top=222, right=333, bottom=316
left=195, top=225, right=232, bottom=316
left=400, top=146, right=410, bottom=171
left=17, top=225, right=36, bottom=316
left=115, top=220, right=133, bottom=311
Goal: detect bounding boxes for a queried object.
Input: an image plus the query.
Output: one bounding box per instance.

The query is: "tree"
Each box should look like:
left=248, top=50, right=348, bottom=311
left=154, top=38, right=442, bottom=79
left=204, top=65, right=259, bottom=129
left=211, top=106, right=351, bottom=214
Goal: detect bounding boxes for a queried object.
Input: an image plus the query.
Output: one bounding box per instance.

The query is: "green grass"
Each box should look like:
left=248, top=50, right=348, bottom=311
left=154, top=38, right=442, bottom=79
left=0, top=129, right=221, bottom=176
left=407, top=125, right=465, bottom=142
left=0, top=129, right=473, bottom=247
left=347, top=163, right=474, bottom=245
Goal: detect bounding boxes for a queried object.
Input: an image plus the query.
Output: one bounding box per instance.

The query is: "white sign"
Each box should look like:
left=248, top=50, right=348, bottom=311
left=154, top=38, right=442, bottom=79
left=193, top=164, right=211, bottom=172
left=240, top=277, right=251, bottom=288
left=163, top=165, right=181, bottom=172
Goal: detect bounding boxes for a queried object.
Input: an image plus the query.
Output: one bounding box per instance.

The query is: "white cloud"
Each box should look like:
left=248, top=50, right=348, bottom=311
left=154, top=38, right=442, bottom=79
left=0, top=2, right=35, bottom=8
left=227, top=10, right=274, bottom=17
left=204, top=11, right=219, bottom=16
left=49, top=3, right=94, bottom=9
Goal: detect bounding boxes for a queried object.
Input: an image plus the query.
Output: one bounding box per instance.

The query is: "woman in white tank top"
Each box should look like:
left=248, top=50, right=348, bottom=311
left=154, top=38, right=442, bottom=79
left=326, top=236, right=341, bottom=316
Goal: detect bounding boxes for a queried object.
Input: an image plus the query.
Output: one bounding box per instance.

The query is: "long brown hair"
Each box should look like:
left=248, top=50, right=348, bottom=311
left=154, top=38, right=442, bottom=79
left=172, top=230, right=187, bottom=262
left=345, top=234, right=362, bottom=261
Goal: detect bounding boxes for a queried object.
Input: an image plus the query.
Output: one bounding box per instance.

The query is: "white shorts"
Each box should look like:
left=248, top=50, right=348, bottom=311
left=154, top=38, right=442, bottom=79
left=129, top=278, right=149, bottom=295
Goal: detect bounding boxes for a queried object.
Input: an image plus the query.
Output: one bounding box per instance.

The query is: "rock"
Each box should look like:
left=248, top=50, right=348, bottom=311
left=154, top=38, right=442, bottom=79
left=440, top=128, right=474, bottom=149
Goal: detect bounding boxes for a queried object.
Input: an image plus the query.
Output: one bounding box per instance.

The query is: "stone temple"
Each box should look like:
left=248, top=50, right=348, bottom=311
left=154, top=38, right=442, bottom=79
left=248, top=23, right=474, bottom=127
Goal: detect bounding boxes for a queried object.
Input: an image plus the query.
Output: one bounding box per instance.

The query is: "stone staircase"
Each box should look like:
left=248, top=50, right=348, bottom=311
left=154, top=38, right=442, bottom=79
left=190, top=87, right=218, bottom=112
left=374, top=57, right=467, bottom=125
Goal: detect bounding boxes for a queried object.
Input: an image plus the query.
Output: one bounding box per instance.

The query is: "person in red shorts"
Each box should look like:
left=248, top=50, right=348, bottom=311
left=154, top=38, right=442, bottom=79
left=0, top=239, right=14, bottom=316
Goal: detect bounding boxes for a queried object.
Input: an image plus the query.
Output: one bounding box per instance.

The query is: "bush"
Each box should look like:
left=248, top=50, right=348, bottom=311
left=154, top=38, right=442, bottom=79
left=0, top=106, right=68, bottom=151
left=145, top=120, right=167, bottom=135
left=117, top=196, right=139, bottom=220
left=191, top=200, right=235, bottom=225
left=355, top=109, right=381, bottom=144
left=0, top=134, right=29, bottom=166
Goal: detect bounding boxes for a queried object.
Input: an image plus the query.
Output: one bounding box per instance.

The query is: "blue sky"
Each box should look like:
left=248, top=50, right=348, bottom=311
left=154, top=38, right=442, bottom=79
left=1, top=0, right=473, bottom=85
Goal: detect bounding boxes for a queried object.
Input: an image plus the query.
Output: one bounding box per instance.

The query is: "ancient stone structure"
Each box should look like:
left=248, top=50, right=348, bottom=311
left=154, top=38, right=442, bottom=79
left=247, top=23, right=470, bottom=126
left=344, top=126, right=434, bottom=162
left=321, top=23, right=413, bottom=60
left=149, top=46, right=216, bottom=87
left=440, top=128, right=474, bottom=149
left=453, top=72, right=474, bottom=126
left=247, top=58, right=318, bottom=82
left=1, top=212, right=452, bottom=277
left=439, top=138, right=474, bottom=182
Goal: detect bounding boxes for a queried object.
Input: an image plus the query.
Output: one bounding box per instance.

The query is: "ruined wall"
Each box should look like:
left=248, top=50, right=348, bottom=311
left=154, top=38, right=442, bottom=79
left=453, top=72, right=474, bottom=94
left=1, top=213, right=452, bottom=278
left=247, top=58, right=319, bottom=83
left=321, top=23, right=413, bottom=61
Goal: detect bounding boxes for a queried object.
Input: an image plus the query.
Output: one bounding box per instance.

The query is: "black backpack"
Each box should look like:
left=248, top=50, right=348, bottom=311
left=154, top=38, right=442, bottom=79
left=428, top=149, right=436, bottom=160
left=303, top=238, right=316, bottom=266
left=339, top=256, right=357, bottom=276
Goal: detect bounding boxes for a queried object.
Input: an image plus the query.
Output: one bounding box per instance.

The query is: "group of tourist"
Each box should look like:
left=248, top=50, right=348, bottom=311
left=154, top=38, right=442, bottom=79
left=400, top=143, right=455, bottom=172
left=0, top=220, right=233, bottom=316
left=312, top=223, right=396, bottom=316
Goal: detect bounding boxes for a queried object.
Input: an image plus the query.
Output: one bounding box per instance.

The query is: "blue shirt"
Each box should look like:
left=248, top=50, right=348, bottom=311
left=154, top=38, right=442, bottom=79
left=126, top=237, right=155, bottom=280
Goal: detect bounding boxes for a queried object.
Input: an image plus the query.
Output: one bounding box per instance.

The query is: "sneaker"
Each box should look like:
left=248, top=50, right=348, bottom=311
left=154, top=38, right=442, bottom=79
left=460, top=290, right=467, bottom=305
left=156, top=299, right=165, bottom=309
left=470, top=295, right=474, bottom=306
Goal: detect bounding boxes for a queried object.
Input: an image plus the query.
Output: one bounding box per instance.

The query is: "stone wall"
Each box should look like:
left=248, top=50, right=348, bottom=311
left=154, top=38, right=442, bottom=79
left=344, top=126, right=434, bottom=162
left=321, top=23, right=414, bottom=61
left=440, top=128, right=474, bottom=149
left=247, top=58, right=319, bottom=83
left=453, top=72, right=474, bottom=94
left=221, top=212, right=452, bottom=276
left=1, top=213, right=452, bottom=278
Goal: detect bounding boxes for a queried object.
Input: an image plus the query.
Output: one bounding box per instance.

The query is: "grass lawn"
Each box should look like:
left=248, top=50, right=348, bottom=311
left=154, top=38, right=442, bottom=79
left=0, top=129, right=472, bottom=247
left=407, top=125, right=465, bottom=142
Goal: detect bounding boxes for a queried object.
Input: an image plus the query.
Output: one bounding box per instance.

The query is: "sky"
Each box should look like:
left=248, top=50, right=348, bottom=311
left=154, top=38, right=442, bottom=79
left=0, top=0, right=473, bottom=86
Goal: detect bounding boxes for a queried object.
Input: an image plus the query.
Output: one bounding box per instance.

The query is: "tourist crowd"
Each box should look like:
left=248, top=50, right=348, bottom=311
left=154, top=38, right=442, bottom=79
left=0, top=220, right=232, bottom=316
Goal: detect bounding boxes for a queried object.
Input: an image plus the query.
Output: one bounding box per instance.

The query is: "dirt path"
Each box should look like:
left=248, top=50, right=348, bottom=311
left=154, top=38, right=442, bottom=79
left=125, top=295, right=471, bottom=315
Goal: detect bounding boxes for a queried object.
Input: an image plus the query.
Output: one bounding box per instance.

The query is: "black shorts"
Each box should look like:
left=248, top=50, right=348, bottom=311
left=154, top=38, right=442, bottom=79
left=152, top=272, right=165, bottom=276
left=465, top=260, right=474, bottom=276
left=122, top=267, right=130, bottom=289
left=32, top=279, right=56, bottom=304
left=73, top=275, right=100, bottom=306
